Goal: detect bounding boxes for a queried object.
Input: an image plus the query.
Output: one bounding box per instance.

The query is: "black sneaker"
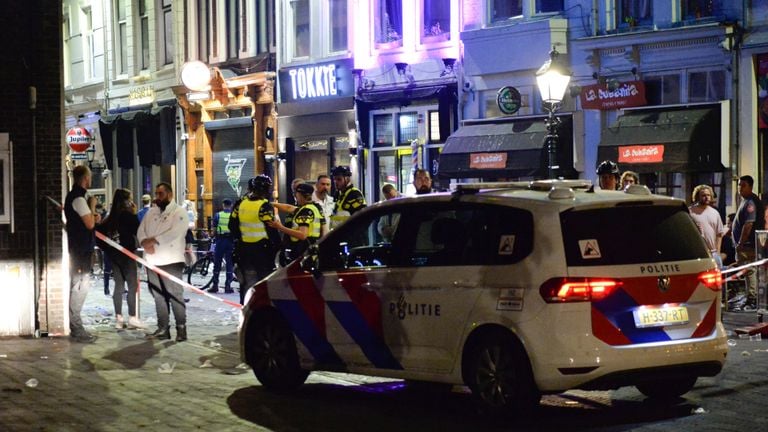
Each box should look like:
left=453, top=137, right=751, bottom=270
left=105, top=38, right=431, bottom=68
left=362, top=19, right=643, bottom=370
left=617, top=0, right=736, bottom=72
left=71, top=332, right=96, bottom=343
left=206, top=286, right=219, bottom=293
left=224, top=288, right=234, bottom=294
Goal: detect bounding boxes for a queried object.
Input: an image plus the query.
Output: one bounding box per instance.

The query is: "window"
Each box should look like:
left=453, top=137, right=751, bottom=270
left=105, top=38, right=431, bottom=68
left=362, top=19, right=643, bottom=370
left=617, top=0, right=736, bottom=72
left=197, top=0, right=209, bottom=61
left=289, top=0, right=310, bottom=59
left=318, top=208, right=404, bottom=270
left=645, top=74, right=681, bottom=105
left=159, top=0, right=174, bottom=65
left=423, top=0, right=450, bottom=42
left=226, top=0, right=239, bottom=59
left=329, top=0, right=347, bottom=52
left=240, top=0, right=248, bottom=52
left=618, top=0, right=652, bottom=26
left=490, top=0, right=522, bottom=23
left=428, top=111, right=441, bottom=143
left=536, top=0, right=563, bottom=13
left=63, top=12, right=71, bottom=86
left=398, top=113, right=418, bottom=144
left=374, top=0, right=403, bottom=46
left=681, top=0, right=720, bottom=20
left=115, top=0, right=127, bottom=75
left=374, top=114, right=394, bottom=147
left=139, top=0, right=150, bottom=69
left=81, top=7, right=96, bottom=80
left=688, top=70, right=725, bottom=102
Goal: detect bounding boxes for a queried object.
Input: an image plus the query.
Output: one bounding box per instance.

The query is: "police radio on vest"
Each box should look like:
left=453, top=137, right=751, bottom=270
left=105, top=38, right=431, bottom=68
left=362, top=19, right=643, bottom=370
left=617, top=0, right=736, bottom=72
left=288, top=65, right=338, bottom=100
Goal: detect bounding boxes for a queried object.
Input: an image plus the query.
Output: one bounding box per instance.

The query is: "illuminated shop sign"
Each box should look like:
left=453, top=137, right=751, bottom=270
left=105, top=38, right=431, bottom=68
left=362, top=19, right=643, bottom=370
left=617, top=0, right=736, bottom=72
left=279, top=59, right=354, bottom=104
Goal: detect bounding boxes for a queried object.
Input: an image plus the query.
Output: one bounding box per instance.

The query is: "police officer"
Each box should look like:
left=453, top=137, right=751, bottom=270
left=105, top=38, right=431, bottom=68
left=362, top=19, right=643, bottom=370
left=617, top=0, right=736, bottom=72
left=228, top=175, right=279, bottom=304
left=330, top=165, right=366, bottom=229
left=270, top=183, right=326, bottom=262
left=207, top=198, right=235, bottom=294
left=596, top=160, right=620, bottom=190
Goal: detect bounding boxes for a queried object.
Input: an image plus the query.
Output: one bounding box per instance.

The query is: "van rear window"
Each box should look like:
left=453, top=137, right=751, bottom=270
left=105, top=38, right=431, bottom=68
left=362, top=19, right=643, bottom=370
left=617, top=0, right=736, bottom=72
left=560, top=204, right=709, bottom=266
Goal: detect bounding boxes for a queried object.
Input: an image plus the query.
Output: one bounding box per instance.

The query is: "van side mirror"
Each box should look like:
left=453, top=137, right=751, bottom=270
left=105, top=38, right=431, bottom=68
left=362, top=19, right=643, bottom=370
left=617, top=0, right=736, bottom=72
left=300, top=244, right=322, bottom=278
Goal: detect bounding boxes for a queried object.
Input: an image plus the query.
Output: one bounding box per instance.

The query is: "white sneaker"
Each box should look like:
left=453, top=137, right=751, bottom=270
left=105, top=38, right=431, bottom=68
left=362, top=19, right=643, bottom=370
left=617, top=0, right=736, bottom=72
left=127, top=316, right=147, bottom=329
left=115, top=314, right=125, bottom=329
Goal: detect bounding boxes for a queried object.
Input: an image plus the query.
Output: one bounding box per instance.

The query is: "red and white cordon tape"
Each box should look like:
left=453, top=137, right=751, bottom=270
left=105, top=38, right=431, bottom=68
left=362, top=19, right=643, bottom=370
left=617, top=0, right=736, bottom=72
left=721, top=258, right=768, bottom=282
left=94, top=231, right=242, bottom=310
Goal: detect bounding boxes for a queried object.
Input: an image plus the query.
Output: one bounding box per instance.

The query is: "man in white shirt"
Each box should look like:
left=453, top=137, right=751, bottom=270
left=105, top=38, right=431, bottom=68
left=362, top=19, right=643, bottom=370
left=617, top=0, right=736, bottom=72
left=137, top=182, right=190, bottom=342
left=312, top=174, right=335, bottom=222
left=689, top=184, right=727, bottom=268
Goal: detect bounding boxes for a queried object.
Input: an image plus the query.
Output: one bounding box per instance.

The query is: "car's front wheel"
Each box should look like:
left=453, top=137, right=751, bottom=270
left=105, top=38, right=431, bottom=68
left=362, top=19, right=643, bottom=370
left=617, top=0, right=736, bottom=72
left=464, top=330, right=540, bottom=416
left=246, top=310, right=309, bottom=392
left=636, top=376, right=697, bottom=400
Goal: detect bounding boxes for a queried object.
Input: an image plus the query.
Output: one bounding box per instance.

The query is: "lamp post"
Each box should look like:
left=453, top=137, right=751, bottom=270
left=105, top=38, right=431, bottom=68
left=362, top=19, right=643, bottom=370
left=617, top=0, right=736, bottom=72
left=535, top=46, right=571, bottom=180
left=86, top=144, right=96, bottom=168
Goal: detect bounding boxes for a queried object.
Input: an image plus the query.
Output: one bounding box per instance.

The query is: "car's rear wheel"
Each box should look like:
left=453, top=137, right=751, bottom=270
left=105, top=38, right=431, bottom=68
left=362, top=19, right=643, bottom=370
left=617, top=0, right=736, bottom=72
left=636, top=376, right=697, bottom=400
left=464, top=330, right=540, bottom=416
left=246, top=311, right=309, bottom=392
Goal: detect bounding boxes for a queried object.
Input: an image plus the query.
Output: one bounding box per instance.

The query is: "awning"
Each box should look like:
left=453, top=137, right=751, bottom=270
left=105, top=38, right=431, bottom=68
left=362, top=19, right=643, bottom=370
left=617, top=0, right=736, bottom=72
left=98, top=102, right=177, bottom=169
left=438, top=116, right=575, bottom=179
left=598, top=105, right=726, bottom=173
left=277, top=110, right=356, bottom=140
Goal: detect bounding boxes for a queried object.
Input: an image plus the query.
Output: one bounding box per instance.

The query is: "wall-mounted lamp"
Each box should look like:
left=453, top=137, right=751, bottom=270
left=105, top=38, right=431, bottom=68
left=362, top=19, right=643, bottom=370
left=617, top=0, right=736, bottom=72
left=395, top=62, right=409, bottom=75
left=264, top=126, right=274, bottom=141
left=441, top=58, right=456, bottom=77
left=265, top=154, right=276, bottom=163
left=277, top=152, right=287, bottom=162
left=86, top=145, right=96, bottom=167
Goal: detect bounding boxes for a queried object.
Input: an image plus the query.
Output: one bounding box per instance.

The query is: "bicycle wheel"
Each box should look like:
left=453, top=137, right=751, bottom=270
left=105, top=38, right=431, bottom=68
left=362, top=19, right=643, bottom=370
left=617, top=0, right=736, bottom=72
left=187, top=256, right=215, bottom=290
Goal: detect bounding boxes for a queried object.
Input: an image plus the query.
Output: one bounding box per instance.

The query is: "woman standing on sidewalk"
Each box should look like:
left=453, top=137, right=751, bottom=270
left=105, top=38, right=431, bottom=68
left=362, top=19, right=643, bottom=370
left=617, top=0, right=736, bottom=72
left=96, top=189, right=146, bottom=329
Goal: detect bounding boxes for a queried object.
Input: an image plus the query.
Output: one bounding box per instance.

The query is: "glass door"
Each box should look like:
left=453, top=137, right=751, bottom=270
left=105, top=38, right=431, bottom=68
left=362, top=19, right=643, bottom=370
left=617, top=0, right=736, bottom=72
left=374, top=148, right=413, bottom=202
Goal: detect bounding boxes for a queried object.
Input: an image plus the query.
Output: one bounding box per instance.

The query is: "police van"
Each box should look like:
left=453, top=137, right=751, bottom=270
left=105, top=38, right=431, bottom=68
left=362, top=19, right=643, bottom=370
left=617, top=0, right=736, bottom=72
left=239, top=180, right=728, bottom=414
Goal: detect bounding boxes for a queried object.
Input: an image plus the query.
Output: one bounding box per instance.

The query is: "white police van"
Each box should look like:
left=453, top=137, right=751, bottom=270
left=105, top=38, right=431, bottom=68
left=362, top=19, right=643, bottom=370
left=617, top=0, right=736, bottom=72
left=239, top=180, right=727, bottom=414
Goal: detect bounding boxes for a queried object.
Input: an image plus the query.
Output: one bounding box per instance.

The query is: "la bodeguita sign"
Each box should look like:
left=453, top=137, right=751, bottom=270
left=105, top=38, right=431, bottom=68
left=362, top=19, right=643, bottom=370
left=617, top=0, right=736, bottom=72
left=470, top=152, right=507, bottom=169
left=580, top=80, right=646, bottom=110
left=618, top=144, right=664, bottom=164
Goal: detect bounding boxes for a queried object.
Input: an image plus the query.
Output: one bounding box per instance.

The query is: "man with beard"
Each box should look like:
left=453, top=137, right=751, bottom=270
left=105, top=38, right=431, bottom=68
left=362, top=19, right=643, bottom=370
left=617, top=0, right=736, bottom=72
left=137, top=182, right=190, bottom=341
left=413, top=168, right=433, bottom=195
left=330, top=165, right=366, bottom=229
left=689, top=184, right=726, bottom=268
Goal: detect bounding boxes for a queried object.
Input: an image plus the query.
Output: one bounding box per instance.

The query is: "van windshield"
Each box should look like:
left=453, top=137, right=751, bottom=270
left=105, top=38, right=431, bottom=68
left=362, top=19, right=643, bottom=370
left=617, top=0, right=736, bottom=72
left=560, top=204, right=709, bottom=266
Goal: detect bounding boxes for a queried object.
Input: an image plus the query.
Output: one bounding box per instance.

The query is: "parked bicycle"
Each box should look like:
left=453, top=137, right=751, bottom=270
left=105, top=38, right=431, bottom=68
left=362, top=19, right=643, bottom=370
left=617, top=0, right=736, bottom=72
left=184, top=235, right=239, bottom=292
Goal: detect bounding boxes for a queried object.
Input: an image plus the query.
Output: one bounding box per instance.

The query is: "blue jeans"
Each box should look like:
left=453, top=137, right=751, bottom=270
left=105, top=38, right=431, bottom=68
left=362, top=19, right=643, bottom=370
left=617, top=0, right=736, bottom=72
left=213, top=236, right=234, bottom=289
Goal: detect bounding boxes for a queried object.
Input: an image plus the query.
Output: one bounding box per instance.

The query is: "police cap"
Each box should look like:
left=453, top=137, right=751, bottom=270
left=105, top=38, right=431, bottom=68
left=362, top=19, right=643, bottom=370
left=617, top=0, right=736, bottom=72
left=295, top=183, right=314, bottom=196
left=331, top=165, right=352, bottom=177
left=596, top=160, right=619, bottom=176
left=248, top=175, right=273, bottom=193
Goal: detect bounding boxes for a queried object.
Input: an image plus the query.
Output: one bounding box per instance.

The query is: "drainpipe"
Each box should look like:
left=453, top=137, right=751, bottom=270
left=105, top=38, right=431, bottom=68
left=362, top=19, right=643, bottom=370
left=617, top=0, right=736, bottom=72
left=30, top=86, right=41, bottom=337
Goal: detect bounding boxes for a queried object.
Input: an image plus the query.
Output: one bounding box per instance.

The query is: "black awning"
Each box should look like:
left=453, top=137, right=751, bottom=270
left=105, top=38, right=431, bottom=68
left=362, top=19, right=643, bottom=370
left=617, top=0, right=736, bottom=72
left=598, top=105, right=725, bottom=173
left=98, top=103, right=177, bottom=169
left=437, top=116, right=575, bottom=180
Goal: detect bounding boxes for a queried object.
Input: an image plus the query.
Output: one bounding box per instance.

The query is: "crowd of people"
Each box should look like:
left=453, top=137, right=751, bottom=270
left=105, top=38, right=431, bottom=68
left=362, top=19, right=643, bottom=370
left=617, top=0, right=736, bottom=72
left=65, top=164, right=433, bottom=343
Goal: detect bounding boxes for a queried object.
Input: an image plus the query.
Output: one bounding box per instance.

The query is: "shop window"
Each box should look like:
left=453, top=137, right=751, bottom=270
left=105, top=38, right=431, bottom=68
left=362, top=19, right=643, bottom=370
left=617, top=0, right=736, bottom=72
left=329, top=0, right=348, bottom=52
left=617, top=0, right=652, bottom=27
left=536, top=0, right=563, bottom=13
left=139, top=0, right=149, bottom=70
left=289, top=0, right=310, bottom=59
left=226, top=0, right=239, bottom=59
left=681, top=0, right=721, bottom=20
left=374, top=114, right=394, bottom=147
left=490, top=0, right=522, bottom=23
left=332, top=136, right=352, bottom=168
left=159, top=0, right=174, bottom=65
left=688, top=70, right=725, bottom=103
left=645, top=172, right=685, bottom=200
left=115, top=0, right=127, bottom=75
left=398, top=112, right=418, bottom=144
left=422, top=0, right=450, bottom=42
left=294, top=139, right=329, bottom=182
left=645, top=74, right=681, bottom=106
left=197, top=1, right=209, bottom=61
left=374, top=0, right=403, bottom=47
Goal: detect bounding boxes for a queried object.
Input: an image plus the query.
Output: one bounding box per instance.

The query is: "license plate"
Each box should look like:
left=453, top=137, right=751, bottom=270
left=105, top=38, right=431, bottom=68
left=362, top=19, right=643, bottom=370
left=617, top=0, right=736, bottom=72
left=633, top=306, right=689, bottom=328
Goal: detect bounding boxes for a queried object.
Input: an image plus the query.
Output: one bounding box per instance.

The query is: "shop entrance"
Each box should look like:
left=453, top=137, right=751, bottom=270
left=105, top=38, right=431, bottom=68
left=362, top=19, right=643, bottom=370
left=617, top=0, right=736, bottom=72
left=373, top=148, right=413, bottom=201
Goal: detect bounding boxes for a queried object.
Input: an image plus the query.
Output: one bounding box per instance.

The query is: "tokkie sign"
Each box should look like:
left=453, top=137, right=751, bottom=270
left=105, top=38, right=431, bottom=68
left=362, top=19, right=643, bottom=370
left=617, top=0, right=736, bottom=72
left=618, top=145, right=664, bottom=164
left=580, top=80, right=646, bottom=110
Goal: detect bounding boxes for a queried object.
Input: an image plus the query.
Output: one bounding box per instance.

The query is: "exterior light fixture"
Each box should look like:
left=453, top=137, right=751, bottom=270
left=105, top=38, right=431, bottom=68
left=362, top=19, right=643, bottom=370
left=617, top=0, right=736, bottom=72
left=86, top=145, right=96, bottom=167
left=535, top=46, right=571, bottom=180
left=180, top=60, right=212, bottom=92
left=395, top=62, right=409, bottom=75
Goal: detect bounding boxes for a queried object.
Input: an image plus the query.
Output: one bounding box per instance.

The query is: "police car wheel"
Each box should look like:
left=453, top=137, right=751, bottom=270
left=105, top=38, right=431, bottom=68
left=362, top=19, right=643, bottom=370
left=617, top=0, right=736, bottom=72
left=464, top=330, right=539, bottom=415
left=636, top=376, right=697, bottom=400
left=246, top=311, right=308, bottom=392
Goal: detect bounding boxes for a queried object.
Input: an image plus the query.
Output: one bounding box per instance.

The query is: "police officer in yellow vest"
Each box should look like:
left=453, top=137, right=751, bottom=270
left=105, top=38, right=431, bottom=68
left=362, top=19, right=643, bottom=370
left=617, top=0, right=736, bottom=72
left=228, top=175, right=279, bottom=304
left=207, top=198, right=235, bottom=294
left=330, top=165, right=366, bottom=229
left=269, top=183, right=327, bottom=262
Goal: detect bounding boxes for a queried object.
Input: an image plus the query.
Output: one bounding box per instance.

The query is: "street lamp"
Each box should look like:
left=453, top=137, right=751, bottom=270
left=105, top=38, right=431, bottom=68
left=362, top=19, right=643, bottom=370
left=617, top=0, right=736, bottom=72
left=536, top=46, right=571, bottom=179
left=86, top=144, right=96, bottom=168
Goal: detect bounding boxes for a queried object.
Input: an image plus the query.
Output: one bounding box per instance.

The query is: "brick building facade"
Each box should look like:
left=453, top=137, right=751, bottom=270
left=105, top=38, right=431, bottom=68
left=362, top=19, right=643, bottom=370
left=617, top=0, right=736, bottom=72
left=0, top=1, right=67, bottom=336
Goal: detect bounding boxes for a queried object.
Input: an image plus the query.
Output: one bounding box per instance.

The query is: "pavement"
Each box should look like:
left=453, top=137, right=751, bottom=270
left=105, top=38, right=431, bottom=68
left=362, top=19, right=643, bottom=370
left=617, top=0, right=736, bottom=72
left=0, top=274, right=767, bottom=431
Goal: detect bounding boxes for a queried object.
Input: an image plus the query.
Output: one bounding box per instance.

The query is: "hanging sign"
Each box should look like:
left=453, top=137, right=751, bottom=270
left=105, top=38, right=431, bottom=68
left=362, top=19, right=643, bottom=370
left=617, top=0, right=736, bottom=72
left=497, top=86, right=522, bottom=115
left=580, top=80, right=646, bottom=110
left=65, top=126, right=92, bottom=153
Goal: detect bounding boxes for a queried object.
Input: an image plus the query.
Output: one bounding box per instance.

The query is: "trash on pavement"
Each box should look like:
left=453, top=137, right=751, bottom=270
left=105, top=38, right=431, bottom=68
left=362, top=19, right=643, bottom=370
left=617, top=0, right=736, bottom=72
left=25, top=378, right=39, bottom=388
left=741, top=351, right=751, bottom=357
left=199, top=359, right=213, bottom=368
left=158, top=362, right=176, bottom=374
left=208, top=341, right=222, bottom=349
left=727, top=339, right=737, bottom=347
left=691, top=407, right=708, bottom=415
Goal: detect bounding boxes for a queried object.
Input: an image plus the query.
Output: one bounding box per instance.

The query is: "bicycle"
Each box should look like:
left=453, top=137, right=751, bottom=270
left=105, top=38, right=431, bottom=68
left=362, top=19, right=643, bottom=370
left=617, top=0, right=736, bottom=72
left=185, top=236, right=239, bottom=292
